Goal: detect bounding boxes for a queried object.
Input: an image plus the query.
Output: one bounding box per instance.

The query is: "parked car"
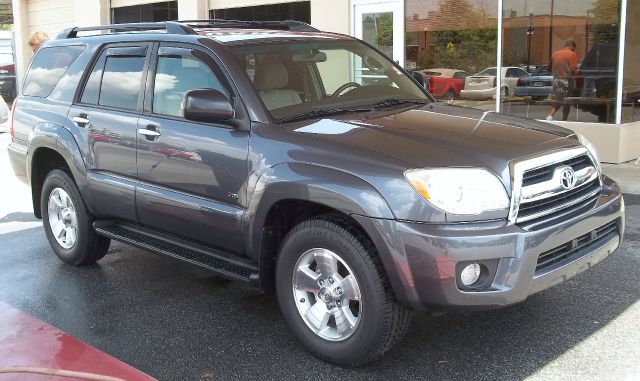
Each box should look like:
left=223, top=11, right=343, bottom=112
left=8, top=20, right=624, bottom=367
left=514, top=65, right=553, bottom=99
left=0, top=31, right=16, bottom=103
left=573, top=42, right=617, bottom=122
left=460, top=66, right=529, bottom=99
left=420, top=68, right=468, bottom=103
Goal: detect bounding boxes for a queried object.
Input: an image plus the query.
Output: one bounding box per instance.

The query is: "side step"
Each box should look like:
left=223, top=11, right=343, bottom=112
left=94, top=221, right=259, bottom=285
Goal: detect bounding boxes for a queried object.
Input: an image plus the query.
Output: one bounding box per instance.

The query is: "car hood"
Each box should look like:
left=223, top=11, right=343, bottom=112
left=286, top=103, right=579, bottom=189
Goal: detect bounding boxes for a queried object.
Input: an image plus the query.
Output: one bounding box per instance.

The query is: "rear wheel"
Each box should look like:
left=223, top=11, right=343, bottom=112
left=41, top=170, right=110, bottom=265
left=276, top=217, right=411, bottom=367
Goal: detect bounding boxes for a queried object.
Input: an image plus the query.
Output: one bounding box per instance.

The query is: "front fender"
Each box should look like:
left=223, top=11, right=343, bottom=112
left=246, top=162, right=395, bottom=261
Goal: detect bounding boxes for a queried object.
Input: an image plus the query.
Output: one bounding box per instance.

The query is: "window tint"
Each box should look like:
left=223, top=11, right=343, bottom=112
left=453, top=71, right=467, bottom=79
left=153, top=54, right=228, bottom=117
left=99, top=55, right=145, bottom=110
left=23, top=46, right=84, bottom=97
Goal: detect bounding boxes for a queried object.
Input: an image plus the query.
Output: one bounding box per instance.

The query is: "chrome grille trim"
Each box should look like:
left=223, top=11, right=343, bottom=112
left=516, top=184, right=601, bottom=223
left=508, top=147, right=601, bottom=225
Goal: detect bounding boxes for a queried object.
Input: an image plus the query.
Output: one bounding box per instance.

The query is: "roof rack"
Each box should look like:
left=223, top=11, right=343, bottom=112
left=177, top=19, right=320, bottom=32
left=57, top=21, right=197, bottom=39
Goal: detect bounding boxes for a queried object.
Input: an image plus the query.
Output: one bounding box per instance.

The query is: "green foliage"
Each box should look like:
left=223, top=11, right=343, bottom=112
left=414, top=0, right=498, bottom=73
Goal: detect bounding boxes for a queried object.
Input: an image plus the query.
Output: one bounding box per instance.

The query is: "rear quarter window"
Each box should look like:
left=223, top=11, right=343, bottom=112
left=23, top=46, right=84, bottom=97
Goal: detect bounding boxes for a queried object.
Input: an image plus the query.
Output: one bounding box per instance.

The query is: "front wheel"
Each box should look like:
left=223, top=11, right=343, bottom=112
left=41, top=169, right=110, bottom=265
left=276, top=217, right=411, bottom=367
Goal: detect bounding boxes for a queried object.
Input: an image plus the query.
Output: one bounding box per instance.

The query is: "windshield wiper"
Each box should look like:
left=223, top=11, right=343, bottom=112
left=278, top=99, right=429, bottom=123
left=366, top=98, right=430, bottom=110
left=278, top=107, right=372, bottom=123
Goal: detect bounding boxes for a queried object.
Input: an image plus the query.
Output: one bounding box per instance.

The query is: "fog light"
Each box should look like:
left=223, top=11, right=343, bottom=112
left=460, top=263, right=481, bottom=286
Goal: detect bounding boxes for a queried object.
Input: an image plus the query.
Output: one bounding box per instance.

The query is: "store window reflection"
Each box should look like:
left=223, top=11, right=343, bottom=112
left=405, top=0, right=498, bottom=110
left=622, top=1, right=640, bottom=122
left=501, top=0, right=620, bottom=123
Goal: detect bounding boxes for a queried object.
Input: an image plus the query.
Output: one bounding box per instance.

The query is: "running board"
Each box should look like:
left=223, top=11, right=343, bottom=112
left=93, top=221, right=259, bottom=285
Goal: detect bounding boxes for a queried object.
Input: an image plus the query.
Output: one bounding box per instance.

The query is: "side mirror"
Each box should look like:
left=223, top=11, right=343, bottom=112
left=409, top=70, right=427, bottom=88
left=183, top=88, right=234, bottom=123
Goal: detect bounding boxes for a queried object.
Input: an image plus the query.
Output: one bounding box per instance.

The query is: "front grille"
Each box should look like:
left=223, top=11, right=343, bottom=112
left=522, top=154, right=592, bottom=187
left=517, top=179, right=601, bottom=223
left=536, top=220, right=618, bottom=274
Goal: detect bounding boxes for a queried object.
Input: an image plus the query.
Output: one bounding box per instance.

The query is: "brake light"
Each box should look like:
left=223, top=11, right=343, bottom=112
left=517, top=78, right=523, bottom=86
left=428, top=77, right=435, bottom=93
left=9, top=98, right=16, bottom=139
left=0, top=64, right=14, bottom=75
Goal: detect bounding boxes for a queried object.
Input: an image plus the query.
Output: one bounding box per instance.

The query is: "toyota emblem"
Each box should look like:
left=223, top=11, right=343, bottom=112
left=560, top=167, right=577, bottom=189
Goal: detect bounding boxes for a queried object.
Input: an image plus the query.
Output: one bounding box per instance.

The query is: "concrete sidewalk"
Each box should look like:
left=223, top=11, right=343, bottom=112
left=603, top=162, right=640, bottom=194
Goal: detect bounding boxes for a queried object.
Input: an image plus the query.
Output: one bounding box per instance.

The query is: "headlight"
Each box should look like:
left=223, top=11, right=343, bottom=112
left=404, top=168, right=509, bottom=215
left=576, top=133, right=601, bottom=170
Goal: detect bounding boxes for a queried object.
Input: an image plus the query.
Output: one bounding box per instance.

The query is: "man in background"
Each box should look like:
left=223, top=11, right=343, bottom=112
left=547, top=40, right=577, bottom=121
left=28, top=31, right=49, bottom=52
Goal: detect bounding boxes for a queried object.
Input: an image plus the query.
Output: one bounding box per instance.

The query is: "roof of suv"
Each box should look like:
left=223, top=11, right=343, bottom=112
left=55, top=20, right=351, bottom=45
left=196, top=29, right=350, bottom=45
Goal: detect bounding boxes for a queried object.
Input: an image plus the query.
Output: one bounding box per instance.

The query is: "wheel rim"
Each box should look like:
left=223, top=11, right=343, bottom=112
left=47, top=188, right=78, bottom=249
left=292, top=248, right=362, bottom=341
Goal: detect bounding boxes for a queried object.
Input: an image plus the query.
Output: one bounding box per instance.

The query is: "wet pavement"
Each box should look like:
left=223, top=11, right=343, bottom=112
left=1, top=133, right=639, bottom=380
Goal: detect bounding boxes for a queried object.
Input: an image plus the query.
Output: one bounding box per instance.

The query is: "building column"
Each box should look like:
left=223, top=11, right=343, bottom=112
left=73, top=0, right=110, bottom=27
left=11, top=0, right=29, bottom=88
left=310, top=0, right=349, bottom=34
left=178, top=0, right=208, bottom=20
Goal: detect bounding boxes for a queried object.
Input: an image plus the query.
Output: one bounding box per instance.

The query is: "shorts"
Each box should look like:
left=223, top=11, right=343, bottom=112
left=553, top=78, right=571, bottom=102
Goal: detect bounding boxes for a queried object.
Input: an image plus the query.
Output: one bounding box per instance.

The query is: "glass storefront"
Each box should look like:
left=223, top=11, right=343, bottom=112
left=112, top=1, right=178, bottom=24
left=501, top=0, right=620, bottom=123
left=403, top=0, right=635, bottom=125
left=210, top=2, right=311, bottom=24
left=405, top=0, right=498, bottom=110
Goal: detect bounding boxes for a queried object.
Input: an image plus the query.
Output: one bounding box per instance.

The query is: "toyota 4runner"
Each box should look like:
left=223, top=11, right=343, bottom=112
left=8, top=20, right=625, bottom=367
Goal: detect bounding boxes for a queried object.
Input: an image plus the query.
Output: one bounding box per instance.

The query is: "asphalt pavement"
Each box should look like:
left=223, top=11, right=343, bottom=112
left=1, top=132, right=639, bottom=380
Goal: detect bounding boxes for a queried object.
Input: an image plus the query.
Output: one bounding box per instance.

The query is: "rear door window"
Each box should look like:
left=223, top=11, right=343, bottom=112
left=23, top=46, right=84, bottom=97
left=80, top=46, right=147, bottom=110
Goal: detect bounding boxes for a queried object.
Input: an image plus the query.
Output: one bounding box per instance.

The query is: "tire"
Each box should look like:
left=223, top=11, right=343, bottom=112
left=41, top=169, right=110, bottom=266
left=444, top=90, right=455, bottom=104
left=276, top=216, right=411, bottom=367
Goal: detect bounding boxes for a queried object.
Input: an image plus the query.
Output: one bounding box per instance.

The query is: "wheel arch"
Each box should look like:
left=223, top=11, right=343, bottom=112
left=28, top=122, right=89, bottom=218
left=247, top=162, right=395, bottom=292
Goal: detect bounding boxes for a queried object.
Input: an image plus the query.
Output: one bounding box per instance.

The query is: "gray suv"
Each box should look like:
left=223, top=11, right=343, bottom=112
left=8, top=20, right=625, bottom=367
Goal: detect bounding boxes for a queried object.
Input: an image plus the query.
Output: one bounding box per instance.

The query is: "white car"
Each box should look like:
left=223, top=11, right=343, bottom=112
left=460, top=66, right=529, bottom=100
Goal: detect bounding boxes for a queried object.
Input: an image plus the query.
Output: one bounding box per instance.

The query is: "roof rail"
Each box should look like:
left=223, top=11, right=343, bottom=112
left=56, top=21, right=197, bottom=39
left=177, top=19, right=320, bottom=32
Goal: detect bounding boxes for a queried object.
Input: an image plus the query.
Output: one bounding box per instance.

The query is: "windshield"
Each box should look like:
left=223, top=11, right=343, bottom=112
left=231, top=40, right=430, bottom=121
left=476, top=68, right=497, bottom=76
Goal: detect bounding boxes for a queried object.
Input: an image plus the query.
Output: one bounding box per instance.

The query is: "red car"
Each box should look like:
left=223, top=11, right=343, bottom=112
left=421, top=68, right=468, bottom=103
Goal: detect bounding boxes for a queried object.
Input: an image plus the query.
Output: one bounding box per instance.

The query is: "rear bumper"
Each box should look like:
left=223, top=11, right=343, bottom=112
left=8, top=140, right=28, bottom=183
left=514, top=86, right=553, bottom=97
left=354, top=176, right=624, bottom=311
left=460, top=88, right=496, bottom=99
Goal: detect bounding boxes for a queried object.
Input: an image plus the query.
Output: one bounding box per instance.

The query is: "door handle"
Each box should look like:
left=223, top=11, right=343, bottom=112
left=138, top=128, right=161, bottom=137
left=72, top=115, right=90, bottom=127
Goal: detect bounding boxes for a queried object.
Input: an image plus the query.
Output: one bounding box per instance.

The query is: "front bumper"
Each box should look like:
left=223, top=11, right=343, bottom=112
left=354, top=176, right=624, bottom=311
